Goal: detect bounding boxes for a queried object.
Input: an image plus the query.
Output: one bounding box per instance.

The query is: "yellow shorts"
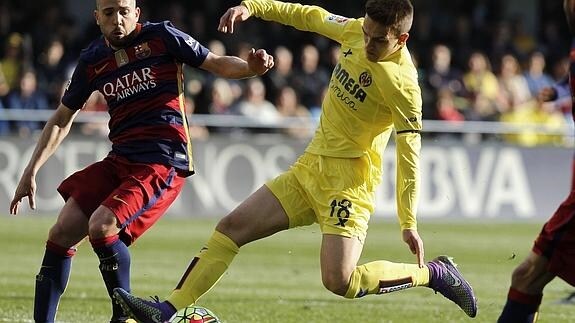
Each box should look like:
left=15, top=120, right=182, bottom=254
left=266, top=152, right=376, bottom=243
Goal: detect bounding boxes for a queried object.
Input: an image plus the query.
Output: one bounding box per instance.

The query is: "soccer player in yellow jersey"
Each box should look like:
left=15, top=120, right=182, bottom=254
left=114, top=0, right=478, bottom=321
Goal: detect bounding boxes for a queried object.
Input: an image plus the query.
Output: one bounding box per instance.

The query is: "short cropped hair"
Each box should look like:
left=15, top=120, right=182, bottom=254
left=365, top=0, right=414, bottom=37
left=96, top=0, right=136, bottom=9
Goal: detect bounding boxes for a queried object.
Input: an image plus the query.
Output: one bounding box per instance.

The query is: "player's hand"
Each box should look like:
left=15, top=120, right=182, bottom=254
left=10, top=172, right=37, bottom=215
left=247, top=48, right=274, bottom=76
left=402, top=229, right=425, bottom=267
left=537, top=86, right=558, bottom=103
left=218, top=5, right=251, bottom=34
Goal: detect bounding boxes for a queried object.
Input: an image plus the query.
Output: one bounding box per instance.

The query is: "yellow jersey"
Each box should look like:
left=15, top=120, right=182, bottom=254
left=243, top=0, right=422, bottom=230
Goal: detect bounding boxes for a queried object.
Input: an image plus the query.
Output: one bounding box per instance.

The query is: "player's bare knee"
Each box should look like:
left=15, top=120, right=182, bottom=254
left=47, top=223, right=67, bottom=244
left=215, top=212, right=243, bottom=234
left=88, top=212, right=120, bottom=239
left=321, top=272, right=349, bottom=296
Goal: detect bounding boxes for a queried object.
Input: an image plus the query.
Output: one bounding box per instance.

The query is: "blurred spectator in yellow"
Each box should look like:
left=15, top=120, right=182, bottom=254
left=0, top=63, right=9, bottom=97
left=500, top=100, right=567, bottom=147
left=5, top=69, right=49, bottom=137
left=463, top=51, right=501, bottom=121
left=275, top=85, right=313, bottom=139
left=510, top=17, right=537, bottom=60
left=464, top=51, right=500, bottom=101
left=1, top=33, right=26, bottom=92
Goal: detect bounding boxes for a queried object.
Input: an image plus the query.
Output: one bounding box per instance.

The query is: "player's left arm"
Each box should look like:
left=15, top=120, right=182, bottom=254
left=395, top=130, right=423, bottom=264
left=389, top=84, right=424, bottom=265
left=200, top=49, right=274, bottom=79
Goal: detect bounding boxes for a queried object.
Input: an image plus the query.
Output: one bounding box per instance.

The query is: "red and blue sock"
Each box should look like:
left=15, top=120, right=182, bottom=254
left=34, top=240, right=76, bottom=323
left=91, top=235, right=131, bottom=321
left=498, top=288, right=541, bottom=323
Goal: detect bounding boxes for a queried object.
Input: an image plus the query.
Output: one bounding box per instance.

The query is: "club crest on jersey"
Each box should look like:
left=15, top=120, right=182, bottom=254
left=115, top=49, right=130, bottom=67
left=359, top=71, right=372, bottom=87
left=326, top=14, right=349, bottom=25
left=134, top=42, right=151, bottom=59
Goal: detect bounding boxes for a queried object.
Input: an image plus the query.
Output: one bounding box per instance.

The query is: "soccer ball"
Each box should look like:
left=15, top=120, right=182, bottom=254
left=169, top=305, right=221, bottom=323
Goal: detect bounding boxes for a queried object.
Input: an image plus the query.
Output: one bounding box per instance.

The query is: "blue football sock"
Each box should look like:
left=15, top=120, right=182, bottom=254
left=34, top=241, right=75, bottom=323
left=92, top=236, right=131, bottom=320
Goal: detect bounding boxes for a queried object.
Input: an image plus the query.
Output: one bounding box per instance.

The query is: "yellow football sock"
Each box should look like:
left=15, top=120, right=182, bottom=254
left=344, top=260, right=430, bottom=299
left=167, top=230, right=239, bottom=309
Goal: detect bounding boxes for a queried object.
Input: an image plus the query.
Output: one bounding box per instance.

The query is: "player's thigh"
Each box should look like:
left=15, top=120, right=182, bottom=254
left=48, top=197, right=89, bottom=248
left=216, top=185, right=291, bottom=247
left=102, top=163, right=185, bottom=245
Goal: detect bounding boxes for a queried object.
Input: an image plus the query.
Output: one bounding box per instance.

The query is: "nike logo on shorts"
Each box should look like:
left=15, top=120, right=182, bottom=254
left=112, top=194, right=129, bottom=206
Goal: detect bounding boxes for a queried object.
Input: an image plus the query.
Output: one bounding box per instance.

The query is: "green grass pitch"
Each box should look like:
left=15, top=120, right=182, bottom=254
left=1, top=216, right=575, bottom=322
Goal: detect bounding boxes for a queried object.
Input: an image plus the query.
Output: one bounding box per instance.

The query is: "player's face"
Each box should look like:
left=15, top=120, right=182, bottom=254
left=94, top=0, right=140, bottom=48
left=362, top=15, right=409, bottom=62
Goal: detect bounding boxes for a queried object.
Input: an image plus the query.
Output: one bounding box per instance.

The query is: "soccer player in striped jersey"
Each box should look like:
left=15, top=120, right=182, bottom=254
left=8, top=0, right=273, bottom=322
left=498, top=1, right=575, bottom=321
left=113, top=0, right=477, bottom=321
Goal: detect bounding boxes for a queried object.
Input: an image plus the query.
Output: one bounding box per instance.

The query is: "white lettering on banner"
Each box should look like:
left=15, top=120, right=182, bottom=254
left=0, top=138, right=553, bottom=218
left=0, top=141, right=111, bottom=212
left=450, top=147, right=496, bottom=218
left=212, top=144, right=265, bottom=209
left=376, top=146, right=535, bottom=218
left=418, top=148, right=456, bottom=217
left=0, top=142, right=19, bottom=200
left=487, top=148, right=534, bottom=218
left=187, top=143, right=297, bottom=211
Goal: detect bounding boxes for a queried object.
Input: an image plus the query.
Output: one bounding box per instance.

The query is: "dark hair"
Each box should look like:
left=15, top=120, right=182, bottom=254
left=365, top=0, right=413, bottom=36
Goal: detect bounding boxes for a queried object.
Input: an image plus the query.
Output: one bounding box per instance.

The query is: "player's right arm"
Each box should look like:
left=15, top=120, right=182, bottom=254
left=10, top=104, right=79, bottom=215
left=218, top=0, right=349, bottom=43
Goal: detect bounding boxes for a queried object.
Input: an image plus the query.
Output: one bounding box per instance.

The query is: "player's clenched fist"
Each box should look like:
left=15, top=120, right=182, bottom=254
left=218, top=5, right=251, bottom=33
left=247, top=48, right=274, bottom=76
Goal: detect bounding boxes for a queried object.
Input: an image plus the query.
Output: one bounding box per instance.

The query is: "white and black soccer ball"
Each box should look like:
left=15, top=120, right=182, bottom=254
left=169, top=305, right=221, bottom=323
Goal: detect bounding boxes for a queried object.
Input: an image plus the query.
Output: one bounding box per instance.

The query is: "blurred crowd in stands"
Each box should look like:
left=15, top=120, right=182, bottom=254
left=0, top=0, right=572, bottom=146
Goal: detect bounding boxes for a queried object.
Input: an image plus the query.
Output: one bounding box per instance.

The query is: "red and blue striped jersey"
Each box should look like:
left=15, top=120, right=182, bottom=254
left=62, top=21, right=210, bottom=176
